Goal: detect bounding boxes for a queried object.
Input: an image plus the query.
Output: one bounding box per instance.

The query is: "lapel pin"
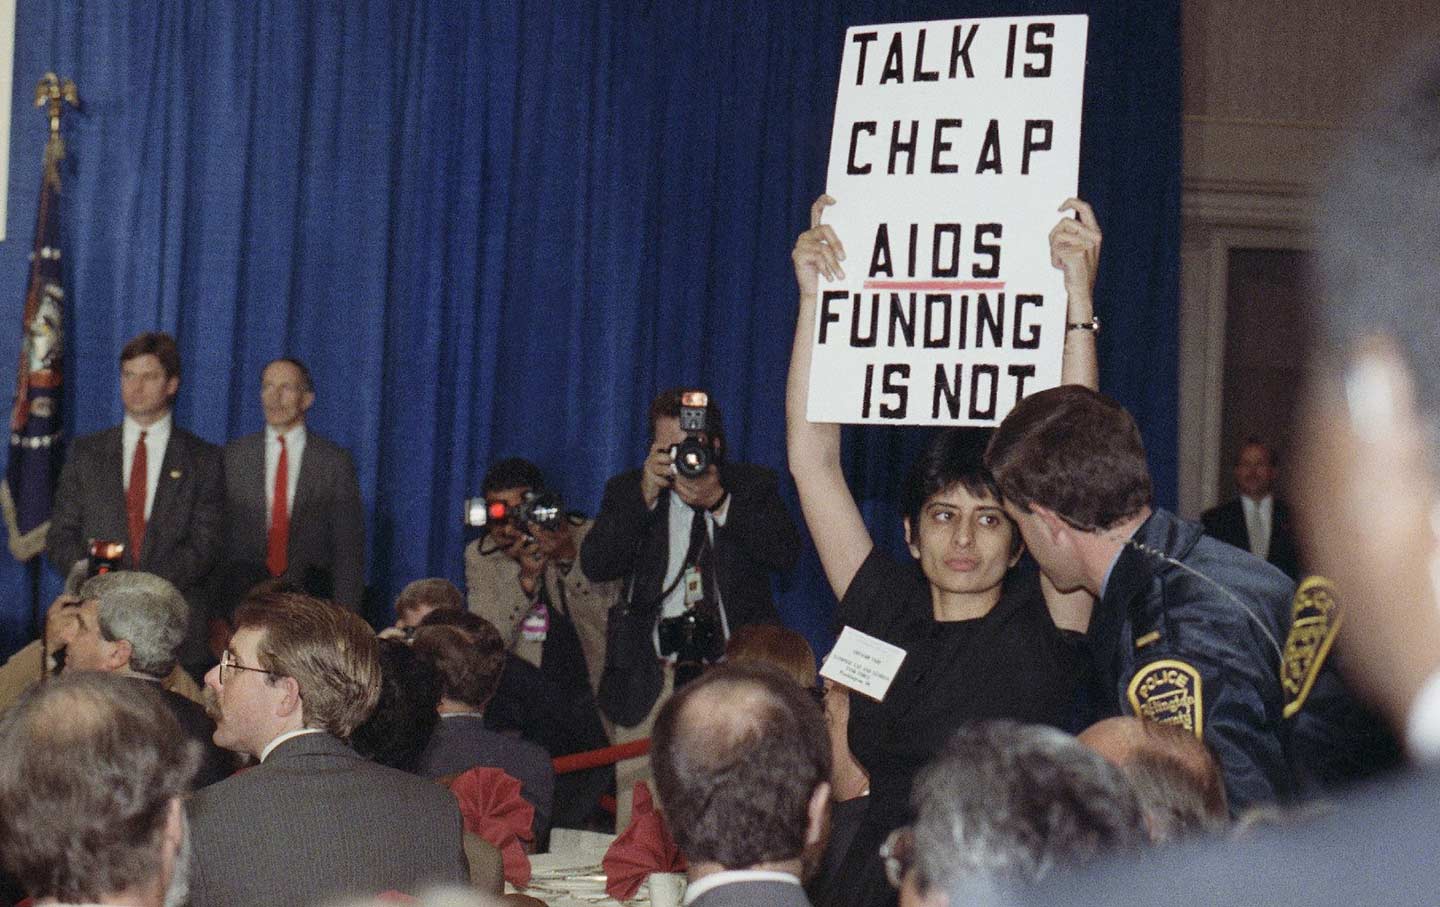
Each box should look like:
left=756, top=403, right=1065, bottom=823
left=169, top=469, right=182, bottom=479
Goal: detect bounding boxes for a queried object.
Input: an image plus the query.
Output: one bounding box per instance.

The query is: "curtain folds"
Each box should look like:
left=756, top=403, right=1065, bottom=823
left=0, top=0, right=1179, bottom=657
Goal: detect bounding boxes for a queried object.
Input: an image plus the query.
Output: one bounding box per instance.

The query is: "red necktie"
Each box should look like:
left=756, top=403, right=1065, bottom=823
left=267, top=435, right=289, bottom=576
left=126, top=430, right=148, bottom=567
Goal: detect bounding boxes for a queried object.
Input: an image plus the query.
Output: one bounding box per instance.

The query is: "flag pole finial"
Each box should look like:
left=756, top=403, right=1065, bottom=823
left=33, top=74, right=78, bottom=188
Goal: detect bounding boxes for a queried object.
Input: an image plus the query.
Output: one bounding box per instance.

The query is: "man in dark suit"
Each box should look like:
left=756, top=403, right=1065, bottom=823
left=221, top=357, right=365, bottom=609
left=1200, top=439, right=1301, bottom=579
left=61, top=569, right=234, bottom=788
left=651, top=662, right=830, bottom=907
left=188, top=592, right=467, bottom=907
left=46, top=332, right=224, bottom=672
left=412, top=619, right=555, bottom=839
left=581, top=388, right=800, bottom=707
left=582, top=388, right=801, bottom=823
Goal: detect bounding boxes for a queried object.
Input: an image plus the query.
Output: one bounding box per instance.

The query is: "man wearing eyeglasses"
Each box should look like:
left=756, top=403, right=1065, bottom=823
left=186, top=592, right=467, bottom=907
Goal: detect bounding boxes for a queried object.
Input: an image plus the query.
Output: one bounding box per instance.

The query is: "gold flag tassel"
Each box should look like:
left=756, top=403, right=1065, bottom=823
left=34, top=73, right=78, bottom=189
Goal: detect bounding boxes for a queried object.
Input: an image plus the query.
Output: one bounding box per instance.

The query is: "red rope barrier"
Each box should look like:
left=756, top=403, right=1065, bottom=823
left=552, top=738, right=651, bottom=775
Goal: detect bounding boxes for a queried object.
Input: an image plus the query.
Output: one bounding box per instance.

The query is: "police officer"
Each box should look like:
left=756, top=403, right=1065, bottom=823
left=985, top=385, right=1296, bottom=810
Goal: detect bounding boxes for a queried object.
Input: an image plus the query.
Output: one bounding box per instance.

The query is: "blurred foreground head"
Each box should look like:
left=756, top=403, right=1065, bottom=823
left=0, top=673, right=198, bottom=906
left=903, top=721, right=1144, bottom=907
left=1297, top=43, right=1440, bottom=738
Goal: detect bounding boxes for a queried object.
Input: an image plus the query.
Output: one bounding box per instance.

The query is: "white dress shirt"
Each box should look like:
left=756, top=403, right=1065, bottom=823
left=259, top=727, right=325, bottom=762
left=1241, top=494, right=1273, bottom=560
left=265, top=423, right=307, bottom=523
left=122, top=412, right=172, bottom=520
left=660, top=491, right=729, bottom=619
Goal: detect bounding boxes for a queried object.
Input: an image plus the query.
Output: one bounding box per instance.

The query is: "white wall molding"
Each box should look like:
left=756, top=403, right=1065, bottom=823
left=1176, top=116, right=1321, bottom=516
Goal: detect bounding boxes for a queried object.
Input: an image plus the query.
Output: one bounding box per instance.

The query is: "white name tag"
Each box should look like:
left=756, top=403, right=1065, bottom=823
left=821, top=626, right=907, bottom=702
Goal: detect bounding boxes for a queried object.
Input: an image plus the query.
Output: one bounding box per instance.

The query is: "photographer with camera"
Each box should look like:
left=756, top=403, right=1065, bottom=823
left=581, top=388, right=801, bottom=731
left=463, top=457, right=617, bottom=827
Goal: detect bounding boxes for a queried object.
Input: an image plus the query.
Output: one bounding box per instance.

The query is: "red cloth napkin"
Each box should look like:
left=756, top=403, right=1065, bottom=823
left=603, top=781, right=687, bottom=901
left=447, top=765, right=536, bottom=887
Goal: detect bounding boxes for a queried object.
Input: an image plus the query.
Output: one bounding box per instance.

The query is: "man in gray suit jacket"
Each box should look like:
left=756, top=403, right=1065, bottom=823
left=221, top=358, right=365, bottom=609
left=651, top=662, right=831, bottom=907
left=188, top=592, right=467, bottom=907
left=46, top=332, right=224, bottom=671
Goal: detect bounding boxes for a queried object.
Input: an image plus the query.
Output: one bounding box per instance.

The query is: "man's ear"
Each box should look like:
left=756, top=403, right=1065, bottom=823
left=1030, top=503, right=1071, bottom=543
left=805, top=781, right=832, bottom=847
left=108, top=637, right=134, bottom=672
left=274, top=675, right=303, bottom=720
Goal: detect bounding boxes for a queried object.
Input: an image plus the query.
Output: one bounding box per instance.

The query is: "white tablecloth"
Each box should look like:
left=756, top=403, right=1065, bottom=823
left=511, top=832, right=652, bottom=907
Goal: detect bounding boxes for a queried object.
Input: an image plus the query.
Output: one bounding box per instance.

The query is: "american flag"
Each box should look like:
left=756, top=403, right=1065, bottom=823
left=1, top=132, right=66, bottom=561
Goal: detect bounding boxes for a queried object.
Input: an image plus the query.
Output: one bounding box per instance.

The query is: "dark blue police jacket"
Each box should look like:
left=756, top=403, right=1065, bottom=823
left=1088, top=507, right=1297, bottom=810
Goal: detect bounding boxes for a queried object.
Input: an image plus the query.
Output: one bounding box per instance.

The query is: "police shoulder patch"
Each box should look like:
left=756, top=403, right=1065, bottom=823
left=1281, top=576, right=1342, bottom=719
left=1127, top=658, right=1204, bottom=736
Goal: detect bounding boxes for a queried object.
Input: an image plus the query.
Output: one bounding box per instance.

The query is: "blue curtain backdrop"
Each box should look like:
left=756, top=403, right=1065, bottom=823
left=0, top=0, right=1180, bottom=659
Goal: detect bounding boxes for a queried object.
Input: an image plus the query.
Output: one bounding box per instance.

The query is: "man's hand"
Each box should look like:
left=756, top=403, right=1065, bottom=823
left=673, top=466, right=726, bottom=511
left=533, top=522, right=578, bottom=566
left=45, top=593, right=81, bottom=651
left=513, top=536, right=547, bottom=595
left=641, top=445, right=675, bottom=509
left=791, top=194, right=847, bottom=298
left=1050, top=198, right=1102, bottom=312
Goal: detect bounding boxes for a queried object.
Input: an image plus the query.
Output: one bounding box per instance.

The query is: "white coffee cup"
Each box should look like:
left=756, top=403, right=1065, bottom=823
left=648, top=871, right=687, bottom=907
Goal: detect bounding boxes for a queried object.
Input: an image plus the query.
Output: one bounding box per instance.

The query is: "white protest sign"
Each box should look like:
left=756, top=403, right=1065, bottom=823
left=808, top=16, right=1089, bottom=426
left=821, top=626, right=908, bottom=702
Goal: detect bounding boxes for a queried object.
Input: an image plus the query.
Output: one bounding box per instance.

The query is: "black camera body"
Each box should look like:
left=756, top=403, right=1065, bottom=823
left=657, top=609, right=723, bottom=664
left=668, top=390, right=719, bottom=479
left=463, top=489, right=565, bottom=532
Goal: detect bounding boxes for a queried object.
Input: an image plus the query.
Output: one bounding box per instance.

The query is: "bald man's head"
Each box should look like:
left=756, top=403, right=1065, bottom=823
left=1078, top=717, right=1228, bottom=842
left=651, top=662, right=831, bottom=870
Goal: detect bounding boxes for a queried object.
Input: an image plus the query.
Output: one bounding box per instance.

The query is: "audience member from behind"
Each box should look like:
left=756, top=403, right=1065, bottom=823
left=188, top=592, right=466, bottom=907
left=1078, top=716, right=1228, bottom=843
left=896, top=721, right=1144, bottom=907
left=412, top=616, right=556, bottom=839
left=380, top=577, right=466, bottom=639
left=62, top=570, right=234, bottom=787
left=651, top=661, right=832, bottom=907
left=724, top=623, right=817, bottom=689
left=0, top=673, right=199, bottom=907
left=352, top=637, right=443, bottom=772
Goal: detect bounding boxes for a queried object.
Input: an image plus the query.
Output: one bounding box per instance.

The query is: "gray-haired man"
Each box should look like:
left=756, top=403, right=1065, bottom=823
left=64, top=570, right=234, bottom=787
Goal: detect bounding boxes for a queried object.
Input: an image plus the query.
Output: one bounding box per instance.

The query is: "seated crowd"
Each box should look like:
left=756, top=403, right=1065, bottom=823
left=4, top=54, right=1440, bottom=907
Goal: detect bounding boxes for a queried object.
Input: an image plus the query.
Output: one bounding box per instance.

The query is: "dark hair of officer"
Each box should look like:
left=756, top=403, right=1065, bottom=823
left=985, top=385, right=1152, bottom=531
